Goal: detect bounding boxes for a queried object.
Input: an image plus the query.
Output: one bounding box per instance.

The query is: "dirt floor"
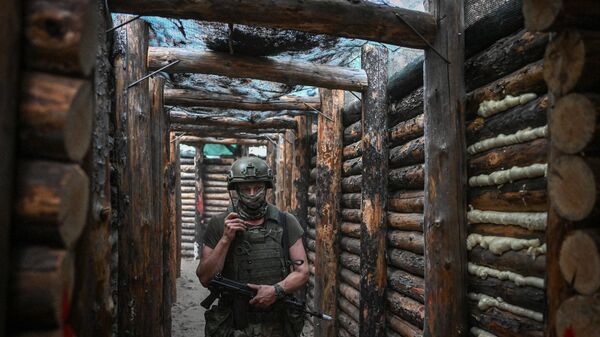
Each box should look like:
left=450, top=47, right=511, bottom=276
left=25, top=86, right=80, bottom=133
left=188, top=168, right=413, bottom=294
left=171, top=258, right=314, bottom=337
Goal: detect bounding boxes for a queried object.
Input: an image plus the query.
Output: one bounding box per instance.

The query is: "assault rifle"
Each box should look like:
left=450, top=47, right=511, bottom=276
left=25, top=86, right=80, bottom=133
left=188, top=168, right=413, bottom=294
left=201, top=274, right=333, bottom=321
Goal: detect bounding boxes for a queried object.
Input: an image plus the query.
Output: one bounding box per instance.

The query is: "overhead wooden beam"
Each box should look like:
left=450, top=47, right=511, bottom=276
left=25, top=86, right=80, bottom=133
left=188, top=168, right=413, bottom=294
left=149, top=47, right=368, bottom=91
left=0, top=0, right=20, bottom=333
left=165, top=89, right=320, bottom=111
left=423, top=0, right=467, bottom=336
left=178, top=136, right=268, bottom=146
left=110, top=0, right=435, bottom=48
left=171, top=123, right=289, bottom=136
left=314, top=88, right=344, bottom=337
left=359, top=44, right=389, bottom=337
left=169, top=109, right=297, bottom=130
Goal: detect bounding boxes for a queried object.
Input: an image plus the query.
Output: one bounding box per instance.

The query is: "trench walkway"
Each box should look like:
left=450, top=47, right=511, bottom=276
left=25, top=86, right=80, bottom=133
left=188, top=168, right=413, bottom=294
left=172, top=259, right=209, bottom=337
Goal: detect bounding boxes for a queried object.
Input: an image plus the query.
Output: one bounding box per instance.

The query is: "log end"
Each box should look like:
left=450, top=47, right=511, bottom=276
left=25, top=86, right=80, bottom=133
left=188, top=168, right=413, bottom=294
left=523, top=0, right=562, bottom=32
left=544, top=30, right=585, bottom=96
left=59, top=165, right=90, bottom=247
left=65, top=80, right=93, bottom=161
left=551, top=93, right=598, bottom=154
left=556, top=294, right=600, bottom=337
left=559, top=231, right=600, bottom=295
left=548, top=155, right=596, bottom=221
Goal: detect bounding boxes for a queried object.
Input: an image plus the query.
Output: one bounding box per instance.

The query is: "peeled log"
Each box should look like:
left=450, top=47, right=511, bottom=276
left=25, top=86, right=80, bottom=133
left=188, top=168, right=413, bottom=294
left=548, top=155, right=599, bottom=221
left=468, top=276, right=545, bottom=312
left=550, top=93, right=600, bottom=154
left=20, top=72, right=92, bottom=162
left=466, top=60, right=546, bottom=119
left=468, top=246, right=545, bottom=278
left=559, top=231, right=600, bottom=295
left=387, top=213, right=423, bottom=232
left=389, top=114, right=424, bottom=146
left=544, top=30, right=600, bottom=96
left=9, top=247, right=74, bottom=330
left=388, top=190, right=424, bottom=213
left=387, top=230, right=424, bottom=254
left=340, top=222, right=360, bottom=238
left=468, top=177, right=547, bottom=212
left=14, top=160, right=89, bottom=248
left=468, top=138, right=548, bottom=176
left=24, top=0, right=97, bottom=76
left=556, top=294, right=600, bottom=337
left=388, top=267, right=425, bottom=303
left=523, top=0, right=600, bottom=32
left=389, top=137, right=424, bottom=168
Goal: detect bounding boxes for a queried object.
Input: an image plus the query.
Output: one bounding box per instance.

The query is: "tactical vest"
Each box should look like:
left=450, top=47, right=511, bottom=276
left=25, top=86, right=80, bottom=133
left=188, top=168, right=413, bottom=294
left=222, top=211, right=289, bottom=285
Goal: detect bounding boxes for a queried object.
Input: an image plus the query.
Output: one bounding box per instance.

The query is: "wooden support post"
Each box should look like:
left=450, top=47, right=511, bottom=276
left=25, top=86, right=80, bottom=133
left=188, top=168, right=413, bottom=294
left=276, top=136, right=286, bottom=210
left=284, top=130, right=295, bottom=211
left=266, top=141, right=276, bottom=205
left=359, top=44, right=389, bottom=337
left=165, top=89, right=321, bottom=111
left=194, top=145, right=205, bottom=254
left=0, top=0, right=20, bottom=334
left=292, top=116, right=311, bottom=230
left=109, top=0, right=436, bottom=48
left=113, top=16, right=164, bottom=337
left=71, top=2, right=113, bottom=336
left=149, top=48, right=368, bottom=91
left=423, top=0, right=467, bottom=336
left=314, top=88, right=344, bottom=337
left=169, top=133, right=181, bottom=285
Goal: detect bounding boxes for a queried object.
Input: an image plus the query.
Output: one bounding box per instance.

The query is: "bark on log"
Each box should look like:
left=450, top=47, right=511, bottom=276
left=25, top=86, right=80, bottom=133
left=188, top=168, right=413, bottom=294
left=467, top=96, right=549, bottom=144
left=389, top=114, right=424, bottom=146
left=291, top=115, right=311, bottom=235
left=150, top=47, right=367, bottom=91
left=559, top=230, right=600, bottom=295
left=171, top=123, right=287, bottom=135
left=468, top=276, right=545, bottom=312
left=204, top=173, right=227, bottom=181
left=387, top=230, right=424, bottom=254
left=109, top=0, right=436, bottom=48
left=343, top=121, right=361, bottom=146
left=468, top=138, right=548, bottom=176
left=341, top=175, right=361, bottom=193
left=343, top=140, right=362, bottom=160
left=389, top=164, right=424, bottom=190
left=465, top=30, right=548, bottom=92
left=468, top=246, right=545, bottom=278
left=548, top=155, right=600, bottom=221
left=340, top=222, right=360, bottom=239
left=204, top=157, right=235, bottom=165
left=9, top=247, right=74, bottom=330
left=523, top=0, right=600, bottom=32
left=466, top=61, right=546, bottom=119
left=338, top=312, right=359, bottom=337
left=388, top=267, right=425, bottom=303
left=204, top=186, right=228, bottom=194
left=386, top=313, right=423, bottom=337
left=180, top=136, right=268, bottom=146
left=388, top=56, right=424, bottom=104
left=555, top=294, right=600, bottom=337
left=388, top=249, right=424, bottom=277
left=24, top=0, right=97, bottom=76
left=339, top=297, right=359, bottom=322
left=468, top=223, right=545, bottom=240
left=165, top=89, right=321, bottom=111
left=343, top=157, right=362, bottom=177
left=341, top=207, right=361, bottom=221
left=342, top=193, right=361, bottom=209
left=388, top=190, right=424, bottom=213
left=340, top=252, right=360, bottom=274
left=342, top=99, right=361, bottom=127
left=544, top=30, right=600, bottom=96
left=204, top=193, right=229, bottom=200
left=389, top=87, right=423, bottom=125
left=339, top=282, right=360, bottom=307
left=170, top=110, right=297, bottom=130
left=314, top=88, right=343, bottom=337
left=468, top=177, right=547, bottom=212
left=387, top=213, right=423, bottom=232
left=468, top=302, right=544, bottom=337
left=19, top=72, right=93, bottom=162
left=340, top=268, right=360, bottom=290
left=386, top=290, right=424, bottom=328
left=550, top=93, right=600, bottom=154
left=341, top=237, right=360, bottom=255
left=14, top=160, right=89, bottom=248
left=389, top=137, right=424, bottom=169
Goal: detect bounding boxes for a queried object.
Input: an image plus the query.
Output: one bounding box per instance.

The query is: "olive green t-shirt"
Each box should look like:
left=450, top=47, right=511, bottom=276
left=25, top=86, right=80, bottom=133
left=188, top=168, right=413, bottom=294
left=202, top=203, right=304, bottom=249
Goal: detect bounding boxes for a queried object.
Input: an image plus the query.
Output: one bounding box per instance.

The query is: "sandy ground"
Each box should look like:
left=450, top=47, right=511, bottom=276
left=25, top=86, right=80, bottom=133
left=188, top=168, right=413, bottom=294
left=172, top=258, right=208, bottom=337
left=171, top=258, right=314, bottom=337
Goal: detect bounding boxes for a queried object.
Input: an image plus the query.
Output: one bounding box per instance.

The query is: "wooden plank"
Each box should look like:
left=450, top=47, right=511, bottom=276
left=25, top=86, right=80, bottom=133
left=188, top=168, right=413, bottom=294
left=109, top=0, right=436, bottom=48
left=314, top=88, right=344, bottom=337
left=0, top=0, right=20, bottom=332
left=149, top=47, right=367, bottom=91
left=168, top=133, right=179, bottom=297
left=113, top=16, right=164, bottom=336
left=423, top=0, right=467, bottom=336
left=359, top=44, right=388, bottom=337
left=194, top=145, right=205, bottom=246
left=179, top=136, right=268, bottom=145
left=165, top=89, right=320, bottom=111
left=170, top=109, right=297, bottom=129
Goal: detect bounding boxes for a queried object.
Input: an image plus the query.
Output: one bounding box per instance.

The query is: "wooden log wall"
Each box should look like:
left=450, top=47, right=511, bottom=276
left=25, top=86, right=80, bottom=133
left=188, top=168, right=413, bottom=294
left=7, top=0, right=98, bottom=336
left=464, top=3, right=550, bottom=336
left=200, top=156, right=233, bottom=222
left=305, top=129, right=318, bottom=335
left=179, top=148, right=197, bottom=258
left=522, top=2, right=600, bottom=336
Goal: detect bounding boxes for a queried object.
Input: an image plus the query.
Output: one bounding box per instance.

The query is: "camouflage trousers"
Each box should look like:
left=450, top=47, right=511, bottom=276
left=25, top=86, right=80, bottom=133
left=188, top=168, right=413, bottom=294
left=205, top=305, right=303, bottom=337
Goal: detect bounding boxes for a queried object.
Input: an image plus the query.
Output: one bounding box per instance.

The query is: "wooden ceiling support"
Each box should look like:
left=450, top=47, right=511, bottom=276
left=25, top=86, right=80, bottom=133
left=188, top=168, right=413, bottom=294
left=109, top=0, right=435, bottom=48
left=149, top=47, right=368, bottom=91
left=164, top=89, right=321, bottom=111
left=169, top=109, right=297, bottom=130
left=178, top=136, right=269, bottom=146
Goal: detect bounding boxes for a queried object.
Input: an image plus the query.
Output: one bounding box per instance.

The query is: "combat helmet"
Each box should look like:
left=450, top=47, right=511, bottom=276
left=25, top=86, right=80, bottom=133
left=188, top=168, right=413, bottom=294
left=227, top=156, right=273, bottom=190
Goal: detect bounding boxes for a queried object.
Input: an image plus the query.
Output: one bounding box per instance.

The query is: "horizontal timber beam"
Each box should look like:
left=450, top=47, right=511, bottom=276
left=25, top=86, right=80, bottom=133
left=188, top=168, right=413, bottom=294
left=178, top=136, right=269, bottom=145
left=164, top=88, right=321, bottom=111
left=171, top=124, right=288, bottom=136
left=169, top=110, right=297, bottom=129
left=109, top=0, right=436, bottom=48
left=149, top=47, right=368, bottom=91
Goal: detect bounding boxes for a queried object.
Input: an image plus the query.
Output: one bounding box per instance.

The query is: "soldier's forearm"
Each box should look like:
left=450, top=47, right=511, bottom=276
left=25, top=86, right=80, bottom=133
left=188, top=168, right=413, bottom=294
left=197, top=238, right=232, bottom=286
left=278, top=268, right=310, bottom=294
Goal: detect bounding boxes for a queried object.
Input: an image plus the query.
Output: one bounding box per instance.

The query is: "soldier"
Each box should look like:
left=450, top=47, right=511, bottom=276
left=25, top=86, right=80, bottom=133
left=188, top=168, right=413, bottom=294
left=197, top=156, right=309, bottom=337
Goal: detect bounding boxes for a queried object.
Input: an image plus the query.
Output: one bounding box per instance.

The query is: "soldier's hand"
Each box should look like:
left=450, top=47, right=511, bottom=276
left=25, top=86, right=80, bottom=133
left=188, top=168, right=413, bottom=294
left=222, top=212, right=246, bottom=243
left=247, top=284, right=277, bottom=309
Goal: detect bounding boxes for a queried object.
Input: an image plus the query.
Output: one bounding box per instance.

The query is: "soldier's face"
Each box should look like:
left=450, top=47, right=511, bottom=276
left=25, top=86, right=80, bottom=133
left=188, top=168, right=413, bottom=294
left=237, top=182, right=266, bottom=197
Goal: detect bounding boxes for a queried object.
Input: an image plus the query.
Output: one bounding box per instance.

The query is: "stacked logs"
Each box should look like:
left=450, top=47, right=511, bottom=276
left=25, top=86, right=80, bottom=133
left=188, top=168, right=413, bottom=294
left=179, top=148, right=197, bottom=258
left=305, top=130, right=317, bottom=332
left=201, top=157, right=233, bottom=220
left=523, top=2, right=600, bottom=336
left=464, top=4, right=551, bottom=336
left=8, top=0, right=96, bottom=336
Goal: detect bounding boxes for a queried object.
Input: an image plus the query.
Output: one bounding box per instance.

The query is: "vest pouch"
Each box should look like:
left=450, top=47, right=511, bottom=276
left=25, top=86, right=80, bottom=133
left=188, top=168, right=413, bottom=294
left=232, top=296, right=249, bottom=330
left=283, top=306, right=305, bottom=337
